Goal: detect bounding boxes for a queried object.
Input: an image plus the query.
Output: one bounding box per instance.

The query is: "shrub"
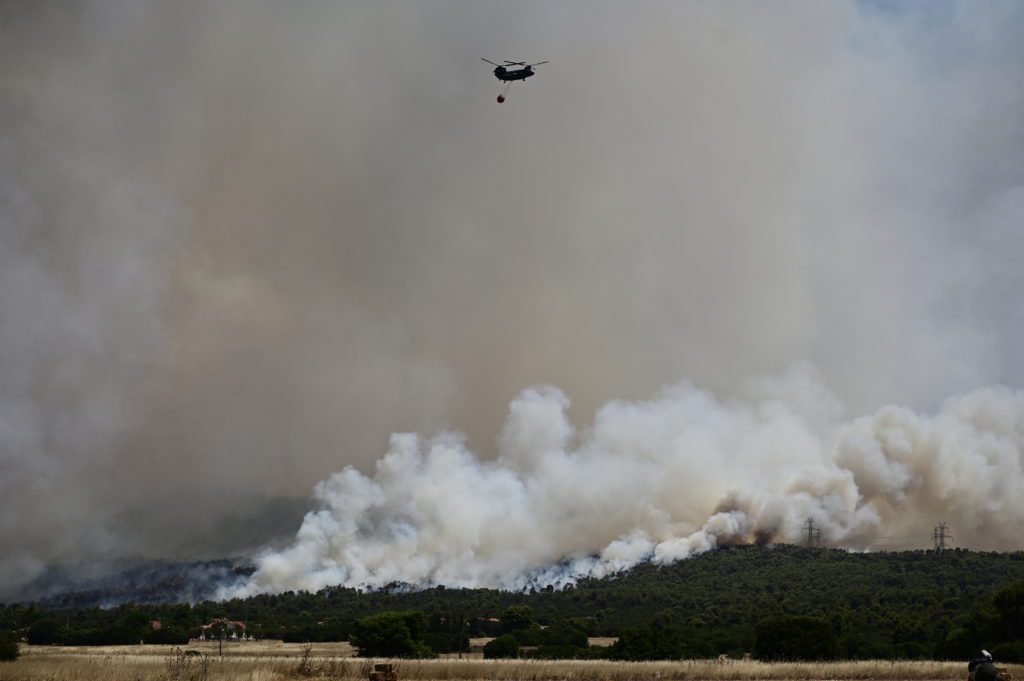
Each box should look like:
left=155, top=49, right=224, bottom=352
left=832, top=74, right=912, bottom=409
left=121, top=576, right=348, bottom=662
left=500, top=606, right=535, bottom=633
left=992, top=641, right=1024, bottom=664
left=511, top=624, right=542, bottom=646
left=523, top=643, right=587, bottom=659
left=611, top=617, right=686, bottom=661
left=146, top=626, right=190, bottom=645
left=994, top=582, right=1024, bottom=641
left=483, top=634, right=520, bottom=659
left=26, top=617, right=61, bottom=646
left=935, top=628, right=976, bottom=661
left=422, top=631, right=469, bottom=654
left=755, top=615, right=835, bottom=661
left=351, top=611, right=433, bottom=658
left=164, top=646, right=208, bottom=681
left=540, top=620, right=588, bottom=649
left=0, top=631, right=18, bottom=662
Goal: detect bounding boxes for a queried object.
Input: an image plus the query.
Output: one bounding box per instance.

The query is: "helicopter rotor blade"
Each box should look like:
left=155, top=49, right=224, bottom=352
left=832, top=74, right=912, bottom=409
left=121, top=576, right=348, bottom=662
left=527, top=61, right=549, bottom=67
left=504, top=61, right=526, bottom=66
left=481, top=58, right=501, bottom=66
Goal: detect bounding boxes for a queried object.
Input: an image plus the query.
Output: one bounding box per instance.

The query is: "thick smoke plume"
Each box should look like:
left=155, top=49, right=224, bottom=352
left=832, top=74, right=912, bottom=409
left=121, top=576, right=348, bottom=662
left=235, top=366, right=1024, bottom=595
left=2, top=1, right=1024, bottom=600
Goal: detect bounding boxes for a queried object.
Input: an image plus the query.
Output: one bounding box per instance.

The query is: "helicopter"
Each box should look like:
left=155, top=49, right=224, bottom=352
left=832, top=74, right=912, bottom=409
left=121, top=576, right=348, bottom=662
left=482, top=59, right=548, bottom=103
left=482, top=58, right=549, bottom=82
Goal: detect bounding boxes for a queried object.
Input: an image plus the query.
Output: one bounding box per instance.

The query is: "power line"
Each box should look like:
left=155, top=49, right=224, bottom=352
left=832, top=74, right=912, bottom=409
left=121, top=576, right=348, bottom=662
left=785, top=523, right=963, bottom=553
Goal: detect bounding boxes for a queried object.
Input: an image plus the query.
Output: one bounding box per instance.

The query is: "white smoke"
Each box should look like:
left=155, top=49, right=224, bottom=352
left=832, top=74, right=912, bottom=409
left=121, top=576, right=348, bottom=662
left=233, top=365, right=1024, bottom=596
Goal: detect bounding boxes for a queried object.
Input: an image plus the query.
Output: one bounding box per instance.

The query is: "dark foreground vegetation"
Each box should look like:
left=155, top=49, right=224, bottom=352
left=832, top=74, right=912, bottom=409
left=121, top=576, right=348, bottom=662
left=5, top=545, right=1024, bottom=661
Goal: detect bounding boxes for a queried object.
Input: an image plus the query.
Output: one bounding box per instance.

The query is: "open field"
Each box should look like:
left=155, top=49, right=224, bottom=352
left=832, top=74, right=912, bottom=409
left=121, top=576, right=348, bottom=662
left=8, top=639, right=615, bottom=663
left=16, top=641, right=359, bottom=659
left=2, top=644, right=1017, bottom=681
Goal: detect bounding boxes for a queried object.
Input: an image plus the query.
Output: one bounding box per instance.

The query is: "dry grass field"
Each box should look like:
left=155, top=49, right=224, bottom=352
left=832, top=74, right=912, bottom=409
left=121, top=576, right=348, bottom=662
left=1, top=642, right=1015, bottom=681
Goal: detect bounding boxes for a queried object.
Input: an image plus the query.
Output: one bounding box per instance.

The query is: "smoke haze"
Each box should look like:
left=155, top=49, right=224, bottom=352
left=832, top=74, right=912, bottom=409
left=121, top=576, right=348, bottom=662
left=1, top=1, right=1023, bottom=598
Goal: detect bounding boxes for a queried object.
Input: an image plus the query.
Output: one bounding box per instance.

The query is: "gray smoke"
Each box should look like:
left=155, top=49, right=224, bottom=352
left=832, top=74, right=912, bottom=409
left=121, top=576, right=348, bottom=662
left=1, top=1, right=1023, bottom=599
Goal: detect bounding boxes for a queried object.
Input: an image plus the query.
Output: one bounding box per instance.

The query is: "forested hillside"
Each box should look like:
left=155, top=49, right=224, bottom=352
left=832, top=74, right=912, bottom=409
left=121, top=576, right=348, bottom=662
left=6, top=545, right=1024, bottom=660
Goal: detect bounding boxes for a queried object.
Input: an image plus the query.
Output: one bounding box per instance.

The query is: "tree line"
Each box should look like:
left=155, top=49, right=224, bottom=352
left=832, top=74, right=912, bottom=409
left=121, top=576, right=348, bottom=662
left=5, top=545, right=1024, bottom=661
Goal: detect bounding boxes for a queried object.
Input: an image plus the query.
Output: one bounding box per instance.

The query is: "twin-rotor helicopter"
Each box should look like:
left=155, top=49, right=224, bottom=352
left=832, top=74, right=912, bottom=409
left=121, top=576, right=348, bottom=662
left=481, top=58, right=548, bottom=103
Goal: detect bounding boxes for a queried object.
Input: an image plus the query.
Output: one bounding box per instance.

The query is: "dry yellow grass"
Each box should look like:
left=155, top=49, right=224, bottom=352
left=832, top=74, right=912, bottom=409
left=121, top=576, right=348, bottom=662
left=1, top=643, right=1017, bottom=681
left=21, top=641, right=357, bottom=659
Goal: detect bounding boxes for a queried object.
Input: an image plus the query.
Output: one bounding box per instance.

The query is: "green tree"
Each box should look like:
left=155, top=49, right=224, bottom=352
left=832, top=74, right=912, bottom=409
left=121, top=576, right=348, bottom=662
left=351, top=611, right=433, bottom=658
left=541, top=620, right=588, bottom=648
left=992, top=641, right=1024, bottom=664
left=145, top=625, right=189, bottom=645
left=501, top=606, right=534, bottom=633
left=0, top=631, right=18, bottom=661
left=994, top=581, right=1024, bottom=641
left=936, top=627, right=977, bottom=661
left=511, top=624, right=542, bottom=646
left=483, top=634, right=520, bottom=659
left=26, top=616, right=61, bottom=645
left=755, top=616, right=835, bottom=661
left=612, top=615, right=686, bottom=660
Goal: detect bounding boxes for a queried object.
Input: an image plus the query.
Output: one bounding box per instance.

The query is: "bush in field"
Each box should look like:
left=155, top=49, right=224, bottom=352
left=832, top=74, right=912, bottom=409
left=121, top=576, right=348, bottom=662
left=280, top=620, right=348, bottom=643
left=146, top=625, right=190, bottom=645
left=611, top=614, right=686, bottom=660
left=164, top=646, right=208, bottom=681
left=521, top=620, right=592, bottom=659
left=933, top=630, right=965, bottom=661
left=421, top=631, right=469, bottom=654
left=541, top=620, right=589, bottom=648
left=755, top=615, right=835, bottom=661
left=500, top=606, right=535, bottom=633
left=523, top=643, right=590, bottom=660
left=483, top=634, right=520, bottom=659
left=26, top=616, right=61, bottom=645
left=0, top=631, right=18, bottom=661
left=511, top=624, right=542, bottom=646
left=351, top=611, right=434, bottom=658
left=992, top=641, right=1024, bottom=664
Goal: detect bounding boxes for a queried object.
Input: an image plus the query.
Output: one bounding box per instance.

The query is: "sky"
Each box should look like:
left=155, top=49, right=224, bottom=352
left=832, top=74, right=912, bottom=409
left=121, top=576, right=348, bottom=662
left=1, top=1, right=1023, bottom=598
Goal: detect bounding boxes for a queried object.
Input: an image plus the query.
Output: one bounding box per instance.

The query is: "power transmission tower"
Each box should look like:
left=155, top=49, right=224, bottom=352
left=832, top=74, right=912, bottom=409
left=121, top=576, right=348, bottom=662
left=932, top=522, right=952, bottom=553
left=804, top=518, right=819, bottom=547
